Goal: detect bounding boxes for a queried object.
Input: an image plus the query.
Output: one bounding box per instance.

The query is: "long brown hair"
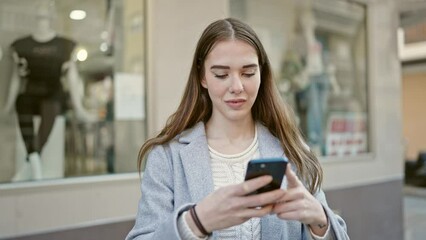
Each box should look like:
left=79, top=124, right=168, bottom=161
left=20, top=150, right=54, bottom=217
left=138, top=18, right=323, bottom=193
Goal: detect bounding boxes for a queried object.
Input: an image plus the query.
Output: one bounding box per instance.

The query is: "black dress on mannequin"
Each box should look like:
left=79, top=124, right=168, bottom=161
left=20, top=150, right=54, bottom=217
left=11, top=35, right=75, bottom=157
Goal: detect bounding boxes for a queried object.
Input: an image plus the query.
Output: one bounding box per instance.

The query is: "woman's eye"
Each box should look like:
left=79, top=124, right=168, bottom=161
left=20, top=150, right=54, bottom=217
left=214, top=74, right=227, bottom=79
left=243, top=73, right=255, bottom=78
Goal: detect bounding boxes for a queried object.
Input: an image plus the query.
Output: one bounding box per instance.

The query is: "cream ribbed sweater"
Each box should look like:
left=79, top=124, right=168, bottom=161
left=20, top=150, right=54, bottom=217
left=208, top=130, right=260, bottom=240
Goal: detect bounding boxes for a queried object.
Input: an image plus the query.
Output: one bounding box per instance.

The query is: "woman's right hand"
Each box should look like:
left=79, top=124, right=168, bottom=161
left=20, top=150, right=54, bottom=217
left=192, top=175, right=285, bottom=233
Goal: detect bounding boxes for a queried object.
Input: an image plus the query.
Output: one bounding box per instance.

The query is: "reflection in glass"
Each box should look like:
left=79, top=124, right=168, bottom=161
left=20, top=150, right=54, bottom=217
left=229, top=0, right=368, bottom=158
left=0, top=0, right=146, bottom=183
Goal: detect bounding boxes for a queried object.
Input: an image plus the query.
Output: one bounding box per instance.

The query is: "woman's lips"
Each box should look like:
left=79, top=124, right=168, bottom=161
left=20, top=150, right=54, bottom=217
left=225, top=99, right=246, bottom=108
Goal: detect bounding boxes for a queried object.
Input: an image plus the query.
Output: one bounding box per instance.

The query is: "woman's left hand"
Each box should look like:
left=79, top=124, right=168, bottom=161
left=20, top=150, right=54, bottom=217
left=272, top=165, right=328, bottom=236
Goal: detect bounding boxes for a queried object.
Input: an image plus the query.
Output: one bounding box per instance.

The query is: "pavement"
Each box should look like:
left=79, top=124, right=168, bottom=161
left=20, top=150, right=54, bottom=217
left=404, top=185, right=426, bottom=240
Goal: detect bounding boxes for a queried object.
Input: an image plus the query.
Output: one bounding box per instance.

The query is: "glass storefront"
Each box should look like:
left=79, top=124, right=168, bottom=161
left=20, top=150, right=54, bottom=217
left=230, top=0, right=369, bottom=158
left=0, top=0, right=146, bottom=183
left=0, top=0, right=368, bottom=185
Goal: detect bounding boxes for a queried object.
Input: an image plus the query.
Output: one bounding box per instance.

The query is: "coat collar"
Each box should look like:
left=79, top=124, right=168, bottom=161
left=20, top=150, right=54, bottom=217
left=256, top=123, right=285, bottom=159
left=178, top=122, right=285, bottom=239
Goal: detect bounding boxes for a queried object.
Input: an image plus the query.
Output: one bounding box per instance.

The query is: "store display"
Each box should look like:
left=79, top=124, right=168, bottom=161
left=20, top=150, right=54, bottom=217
left=3, top=2, right=94, bottom=181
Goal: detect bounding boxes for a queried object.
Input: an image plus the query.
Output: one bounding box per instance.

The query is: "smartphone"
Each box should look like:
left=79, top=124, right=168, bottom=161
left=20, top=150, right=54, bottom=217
left=244, top=157, right=288, bottom=194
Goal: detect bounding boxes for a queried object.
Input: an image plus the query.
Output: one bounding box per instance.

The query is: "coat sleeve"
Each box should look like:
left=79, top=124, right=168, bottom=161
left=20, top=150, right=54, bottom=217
left=306, top=189, right=350, bottom=240
left=125, top=145, right=191, bottom=240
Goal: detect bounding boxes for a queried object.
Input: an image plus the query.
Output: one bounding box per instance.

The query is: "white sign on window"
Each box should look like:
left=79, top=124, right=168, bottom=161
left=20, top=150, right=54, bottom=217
left=326, top=112, right=368, bottom=156
left=114, top=72, right=145, bottom=120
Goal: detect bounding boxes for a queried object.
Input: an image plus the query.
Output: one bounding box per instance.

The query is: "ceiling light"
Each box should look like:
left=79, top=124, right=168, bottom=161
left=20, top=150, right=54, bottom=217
left=77, top=49, right=88, bottom=61
left=70, top=10, right=86, bottom=20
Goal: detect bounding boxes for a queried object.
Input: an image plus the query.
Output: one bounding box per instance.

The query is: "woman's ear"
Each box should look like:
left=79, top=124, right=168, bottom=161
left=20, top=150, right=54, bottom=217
left=201, top=78, right=208, bottom=89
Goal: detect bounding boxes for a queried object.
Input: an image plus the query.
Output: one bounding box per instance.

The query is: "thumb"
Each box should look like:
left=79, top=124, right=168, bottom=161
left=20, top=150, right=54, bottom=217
left=286, top=164, right=301, bottom=188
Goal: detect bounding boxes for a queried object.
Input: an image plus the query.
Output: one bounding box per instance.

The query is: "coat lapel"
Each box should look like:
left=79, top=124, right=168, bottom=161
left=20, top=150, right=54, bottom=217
left=179, top=122, right=214, bottom=202
left=257, top=123, right=285, bottom=159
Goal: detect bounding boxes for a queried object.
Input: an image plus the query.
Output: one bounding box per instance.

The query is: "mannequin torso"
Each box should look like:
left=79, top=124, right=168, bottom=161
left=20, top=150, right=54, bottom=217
left=11, top=35, right=76, bottom=101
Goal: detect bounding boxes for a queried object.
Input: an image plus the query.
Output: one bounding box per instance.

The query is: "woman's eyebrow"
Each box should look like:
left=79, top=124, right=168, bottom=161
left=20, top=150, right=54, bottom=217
left=210, top=65, right=229, bottom=70
left=242, top=64, right=258, bottom=69
left=210, top=64, right=258, bottom=70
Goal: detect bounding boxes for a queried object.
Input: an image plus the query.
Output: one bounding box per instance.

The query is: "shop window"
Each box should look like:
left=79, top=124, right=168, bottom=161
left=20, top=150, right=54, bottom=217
left=230, top=0, right=369, bottom=158
left=0, top=0, right=146, bottom=183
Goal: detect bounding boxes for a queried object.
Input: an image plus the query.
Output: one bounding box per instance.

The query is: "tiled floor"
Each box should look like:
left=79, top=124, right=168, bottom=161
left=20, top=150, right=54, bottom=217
left=404, top=186, right=426, bottom=240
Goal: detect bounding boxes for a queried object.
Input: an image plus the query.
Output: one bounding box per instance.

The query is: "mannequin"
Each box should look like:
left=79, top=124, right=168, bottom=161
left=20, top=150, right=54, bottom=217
left=4, top=2, right=95, bottom=181
left=298, top=8, right=328, bottom=155
left=280, top=6, right=331, bottom=155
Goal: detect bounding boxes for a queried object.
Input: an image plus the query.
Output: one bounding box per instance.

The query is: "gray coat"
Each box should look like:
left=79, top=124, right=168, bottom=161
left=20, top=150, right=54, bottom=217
left=126, top=122, right=349, bottom=240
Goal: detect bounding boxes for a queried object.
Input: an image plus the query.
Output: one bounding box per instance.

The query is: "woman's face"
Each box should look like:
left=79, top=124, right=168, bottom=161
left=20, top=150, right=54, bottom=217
left=202, top=39, right=261, bottom=123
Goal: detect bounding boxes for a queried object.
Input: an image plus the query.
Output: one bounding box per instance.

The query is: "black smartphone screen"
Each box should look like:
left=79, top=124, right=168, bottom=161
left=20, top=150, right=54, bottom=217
left=244, top=157, right=288, bottom=194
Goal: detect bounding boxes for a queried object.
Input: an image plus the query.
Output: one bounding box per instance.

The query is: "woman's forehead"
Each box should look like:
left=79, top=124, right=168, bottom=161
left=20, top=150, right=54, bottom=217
left=204, top=39, right=258, bottom=67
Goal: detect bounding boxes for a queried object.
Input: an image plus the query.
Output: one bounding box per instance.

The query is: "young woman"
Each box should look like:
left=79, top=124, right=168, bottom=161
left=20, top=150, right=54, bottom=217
left=126, top=18, right=348, bottom=240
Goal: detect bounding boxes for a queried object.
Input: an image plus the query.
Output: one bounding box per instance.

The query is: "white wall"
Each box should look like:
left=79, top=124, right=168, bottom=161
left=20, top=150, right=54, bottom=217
left=0, top=174, right=140, bottom=238
left=146, top=0, right=228, bottom=132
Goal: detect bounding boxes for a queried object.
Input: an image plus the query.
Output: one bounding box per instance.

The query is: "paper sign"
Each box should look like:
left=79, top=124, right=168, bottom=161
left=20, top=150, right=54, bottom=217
left=114, top=72, right=145, bottom=120
left=326, top=112, right=368, bottom=156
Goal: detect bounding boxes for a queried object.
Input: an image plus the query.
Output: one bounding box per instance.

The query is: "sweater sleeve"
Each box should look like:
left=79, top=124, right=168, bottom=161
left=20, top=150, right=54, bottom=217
left=177, top=211, right=208, bottom=240
left=307, top=218, right=333, bottom=240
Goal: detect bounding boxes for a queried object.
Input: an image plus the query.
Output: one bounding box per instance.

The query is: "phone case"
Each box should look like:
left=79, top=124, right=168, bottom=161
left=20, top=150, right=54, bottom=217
left=244, top=157, right=288, bottom=194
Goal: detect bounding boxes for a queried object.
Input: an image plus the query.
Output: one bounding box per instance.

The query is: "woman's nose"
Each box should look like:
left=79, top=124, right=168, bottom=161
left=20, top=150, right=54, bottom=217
left=229, top=76, right=244, bottom=94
